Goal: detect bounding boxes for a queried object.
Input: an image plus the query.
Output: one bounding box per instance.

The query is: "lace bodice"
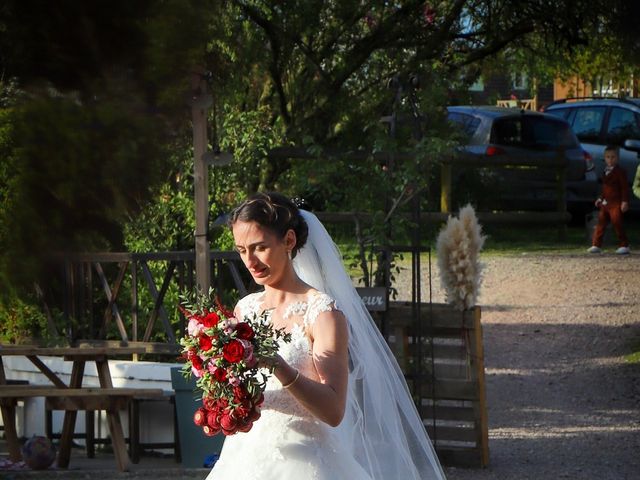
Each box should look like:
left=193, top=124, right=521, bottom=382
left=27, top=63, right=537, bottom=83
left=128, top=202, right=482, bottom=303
left=236, top=290, right=336, bottom=330
left=235, top=290, right=336, bottom=418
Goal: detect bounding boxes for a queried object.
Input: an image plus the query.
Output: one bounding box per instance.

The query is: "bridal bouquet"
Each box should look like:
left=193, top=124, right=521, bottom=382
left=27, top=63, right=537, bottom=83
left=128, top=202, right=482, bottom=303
left=178, top=290, right=290, bottom=436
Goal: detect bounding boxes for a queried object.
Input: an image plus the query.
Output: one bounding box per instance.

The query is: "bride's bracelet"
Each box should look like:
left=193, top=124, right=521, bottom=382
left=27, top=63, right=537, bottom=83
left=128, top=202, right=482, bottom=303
left=282, top=369, right=301, bottom=389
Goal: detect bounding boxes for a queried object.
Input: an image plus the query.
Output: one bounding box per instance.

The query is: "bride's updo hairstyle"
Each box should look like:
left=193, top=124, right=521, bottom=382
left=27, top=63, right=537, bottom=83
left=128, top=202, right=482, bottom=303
left=229, top=192, right=309, bottom=259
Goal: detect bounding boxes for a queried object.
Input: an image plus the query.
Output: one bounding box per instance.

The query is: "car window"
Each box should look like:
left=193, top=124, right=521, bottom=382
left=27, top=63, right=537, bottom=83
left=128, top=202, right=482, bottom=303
left=490, top=116, right=578, bottom=149
left=447, top=112, right=481, bottom=138
left=605, top=107, right=640, bottom=144
left=570, top=107, right=605, bottom=143
left=546, top=108, right=572, bottom=120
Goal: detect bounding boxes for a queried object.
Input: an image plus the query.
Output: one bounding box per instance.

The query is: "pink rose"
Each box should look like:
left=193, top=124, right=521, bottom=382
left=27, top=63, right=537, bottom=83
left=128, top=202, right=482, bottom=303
left=188, top=318, right=204, bottom=336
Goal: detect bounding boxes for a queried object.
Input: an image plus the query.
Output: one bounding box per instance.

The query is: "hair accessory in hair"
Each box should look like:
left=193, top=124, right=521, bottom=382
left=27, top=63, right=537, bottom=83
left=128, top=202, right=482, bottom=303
left=291, top=197, right=311, bottom=211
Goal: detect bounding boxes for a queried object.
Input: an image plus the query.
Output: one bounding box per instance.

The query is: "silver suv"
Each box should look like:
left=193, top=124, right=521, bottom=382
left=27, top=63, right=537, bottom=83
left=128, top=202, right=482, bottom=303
left=545, top=97, right=640, bottom=210
left=447, top=106, right=595, bottom=212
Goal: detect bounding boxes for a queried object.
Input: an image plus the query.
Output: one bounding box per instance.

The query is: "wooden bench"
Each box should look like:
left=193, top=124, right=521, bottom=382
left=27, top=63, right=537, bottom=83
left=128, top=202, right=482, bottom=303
left=1, top=385, right=166, bottom=469
left=1, top=385, right=166, bottom=464
left=0, top=345, right=153, bottom=472
left=40, top=387, right=177, bottom=462
left=0, top=386, right=165, bottom=410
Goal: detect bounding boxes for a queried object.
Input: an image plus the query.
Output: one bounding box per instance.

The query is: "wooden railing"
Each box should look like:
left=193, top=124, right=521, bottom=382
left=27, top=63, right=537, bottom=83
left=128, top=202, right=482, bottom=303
left=45, top=251, right=249, bottom=353
left=496, top=97, right=537, bottom=111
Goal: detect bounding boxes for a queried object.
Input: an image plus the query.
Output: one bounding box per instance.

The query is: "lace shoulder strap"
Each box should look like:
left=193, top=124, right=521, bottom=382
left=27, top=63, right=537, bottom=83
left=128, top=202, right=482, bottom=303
left=303, top=292, right=336, bottom=328
left=235, top=291, right=264, bottom=319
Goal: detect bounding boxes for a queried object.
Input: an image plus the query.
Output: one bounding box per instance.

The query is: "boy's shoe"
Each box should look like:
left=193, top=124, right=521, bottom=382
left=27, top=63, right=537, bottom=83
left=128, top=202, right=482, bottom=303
left=587, top=246, right=602, bottom=253
left=615, top=246, right=630, bottom=255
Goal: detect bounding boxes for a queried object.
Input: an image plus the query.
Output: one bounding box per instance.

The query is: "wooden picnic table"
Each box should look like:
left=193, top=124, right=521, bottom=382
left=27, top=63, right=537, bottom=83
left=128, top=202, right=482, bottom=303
left=0, top=345, right=164, bottom=472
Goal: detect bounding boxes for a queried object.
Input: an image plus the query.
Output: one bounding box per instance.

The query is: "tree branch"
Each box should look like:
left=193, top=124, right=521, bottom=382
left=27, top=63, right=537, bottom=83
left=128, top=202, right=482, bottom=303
left=233, top=1, right=291, bottom=125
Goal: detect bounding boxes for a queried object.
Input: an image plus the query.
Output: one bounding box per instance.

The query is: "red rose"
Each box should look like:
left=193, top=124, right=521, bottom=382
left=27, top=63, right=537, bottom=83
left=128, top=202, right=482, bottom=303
left=248, top=406, right=261, bottom=422
left=222, top=339, right=245, bottom=363
left=237, top=419, right=253, bottom=433
left=234, top=322, right=255, bottom=340
left=199, top=335, right=213, bottom=351
left=202, top=311, right=220, bottom=328
left=193, top=407, right=208, bottom=426
left=202, top=395, right=215, bottom=410
left=191, top=355, right=203, bottom=371
left=207, top=411, right=220, bottom=429
left=213, top=368, right=227, bottom=382
left=220, top=412, right=239, bottom=435
left=203, top=425, right=220, bottom=437
left=234, top=400, right=252, bottom=419
left=233, top=385, right=250, bottom=401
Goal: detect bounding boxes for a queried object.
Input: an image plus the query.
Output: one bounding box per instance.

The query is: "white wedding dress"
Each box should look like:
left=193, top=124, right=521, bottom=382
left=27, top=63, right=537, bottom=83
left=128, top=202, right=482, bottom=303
left=206, top=290, right=372, bottom=480
left=208, top=210, right=446, bottom=480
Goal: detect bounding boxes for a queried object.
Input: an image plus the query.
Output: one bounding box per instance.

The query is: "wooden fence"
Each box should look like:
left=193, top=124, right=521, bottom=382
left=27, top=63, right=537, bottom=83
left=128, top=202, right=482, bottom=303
left=496, top=98, right=537, bottom=111
left=439, top=153, right=570, bottom=227
left=46, top=251, right=248, bottom=354
left=384, top=302, right=489, bottom=468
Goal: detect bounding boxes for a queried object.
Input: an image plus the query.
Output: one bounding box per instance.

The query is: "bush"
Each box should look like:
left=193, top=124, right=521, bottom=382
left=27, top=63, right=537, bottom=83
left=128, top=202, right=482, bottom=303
left=0, top=294, right=51, bottom=344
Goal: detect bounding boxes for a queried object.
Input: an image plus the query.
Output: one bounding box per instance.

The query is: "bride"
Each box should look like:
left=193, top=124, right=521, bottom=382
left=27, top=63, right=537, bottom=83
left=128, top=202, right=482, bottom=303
left=207, top=192, right=446, bottom=480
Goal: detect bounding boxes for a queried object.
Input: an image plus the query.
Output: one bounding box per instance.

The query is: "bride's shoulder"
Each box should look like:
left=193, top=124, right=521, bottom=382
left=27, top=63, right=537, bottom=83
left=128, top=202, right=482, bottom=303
left=234, top=291, right=265, bottom=317
left=304, top=289, right=339, bottom=326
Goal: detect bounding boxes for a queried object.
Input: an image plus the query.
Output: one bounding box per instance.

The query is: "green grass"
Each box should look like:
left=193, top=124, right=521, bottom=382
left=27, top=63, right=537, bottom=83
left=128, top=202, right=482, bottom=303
left=625, top=339, right=640, bottom=364
left=480, top=224, right=592, bottom=255
left=625, top=351, right=640, bottom=364
left=335, top=216, right=640, bottom=284
left=336, top=214, right=640, bottom=258
left=480, top=215, right=640, bottom=255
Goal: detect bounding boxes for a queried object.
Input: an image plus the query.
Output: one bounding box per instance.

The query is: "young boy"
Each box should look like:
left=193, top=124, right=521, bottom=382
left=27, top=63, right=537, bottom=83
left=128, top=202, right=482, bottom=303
left=588, top=145, right=630, bottom=254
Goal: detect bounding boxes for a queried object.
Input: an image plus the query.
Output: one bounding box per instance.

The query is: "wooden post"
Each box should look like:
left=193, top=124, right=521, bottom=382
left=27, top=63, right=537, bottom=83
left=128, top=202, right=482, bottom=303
left=472, top=307, right=489, bottom=467
left=191, top=71, right=211, bottom=293
left=0, top=357, right=22, bottom=462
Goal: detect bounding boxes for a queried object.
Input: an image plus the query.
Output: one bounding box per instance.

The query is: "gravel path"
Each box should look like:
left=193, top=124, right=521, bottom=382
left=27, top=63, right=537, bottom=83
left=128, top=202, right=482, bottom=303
left=396, top=254, right=640, bottom=480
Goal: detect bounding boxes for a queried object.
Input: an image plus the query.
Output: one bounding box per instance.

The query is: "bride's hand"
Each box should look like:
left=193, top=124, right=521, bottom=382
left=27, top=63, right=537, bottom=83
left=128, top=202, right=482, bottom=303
left=258, top=352, right=282, bottom=370
left=264, top=354, right=298, bottom=387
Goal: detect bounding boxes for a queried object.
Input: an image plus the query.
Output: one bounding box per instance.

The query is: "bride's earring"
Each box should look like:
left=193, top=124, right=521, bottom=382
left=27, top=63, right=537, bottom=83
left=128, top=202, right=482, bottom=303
left=287, top=250, right=292, bottom=261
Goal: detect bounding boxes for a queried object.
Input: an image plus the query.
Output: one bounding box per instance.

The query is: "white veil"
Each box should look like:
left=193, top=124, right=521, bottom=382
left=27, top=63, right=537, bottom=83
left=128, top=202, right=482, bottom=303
left=293, top=210, right=447, bottom=480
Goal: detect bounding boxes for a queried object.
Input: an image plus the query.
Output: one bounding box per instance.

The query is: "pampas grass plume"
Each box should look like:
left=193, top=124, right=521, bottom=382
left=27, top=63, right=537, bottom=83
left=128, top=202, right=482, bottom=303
left=436, top=204, right=485, bottom=310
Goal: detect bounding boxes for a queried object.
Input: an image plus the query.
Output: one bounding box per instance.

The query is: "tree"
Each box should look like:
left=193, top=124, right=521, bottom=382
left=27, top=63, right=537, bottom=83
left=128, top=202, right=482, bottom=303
left=1, top=0, right=633, bottom=279
left=0, top=0, right=223, bottom=299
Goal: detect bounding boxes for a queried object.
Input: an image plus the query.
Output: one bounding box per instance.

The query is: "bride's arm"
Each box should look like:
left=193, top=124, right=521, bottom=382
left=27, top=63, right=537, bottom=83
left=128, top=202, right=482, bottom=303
left=272, top=310, right=349, bottom=427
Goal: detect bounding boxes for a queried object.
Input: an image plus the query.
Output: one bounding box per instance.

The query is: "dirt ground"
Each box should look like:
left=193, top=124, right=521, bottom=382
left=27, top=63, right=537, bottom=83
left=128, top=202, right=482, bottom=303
left=401, top=254, right=640, bottom=480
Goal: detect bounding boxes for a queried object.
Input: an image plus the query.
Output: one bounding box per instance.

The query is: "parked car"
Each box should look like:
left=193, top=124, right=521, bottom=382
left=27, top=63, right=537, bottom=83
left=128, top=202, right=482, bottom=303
left=544, top=97, right=640, bottom=210
left=446, top=106, right=596, bottom=213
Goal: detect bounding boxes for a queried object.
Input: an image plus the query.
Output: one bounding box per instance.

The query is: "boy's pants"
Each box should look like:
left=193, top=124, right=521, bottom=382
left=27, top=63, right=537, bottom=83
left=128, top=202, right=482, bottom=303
left=592, top=203, right=629, bottom=247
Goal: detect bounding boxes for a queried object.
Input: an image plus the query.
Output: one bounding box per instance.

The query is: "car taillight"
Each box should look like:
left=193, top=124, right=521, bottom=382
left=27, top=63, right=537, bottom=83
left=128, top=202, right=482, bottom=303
left=485, top=145, right=505, bottom=156
left=583, top=150, right=594, bottom=171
